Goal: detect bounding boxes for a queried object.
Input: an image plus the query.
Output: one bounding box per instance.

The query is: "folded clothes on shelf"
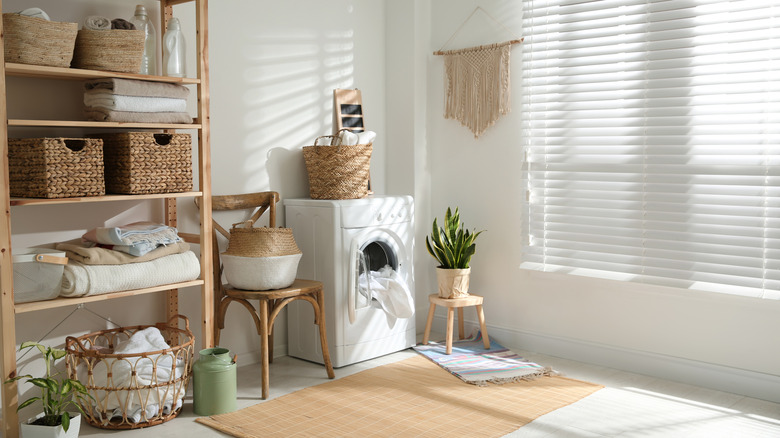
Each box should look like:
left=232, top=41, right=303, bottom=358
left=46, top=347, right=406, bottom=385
left=83, top=78, right=193, bottom=123
left=57, top=239, right=190, bottom=265
left=81, top=221, right=182, bottom=256
left=85, top=78, right=190, bottom=99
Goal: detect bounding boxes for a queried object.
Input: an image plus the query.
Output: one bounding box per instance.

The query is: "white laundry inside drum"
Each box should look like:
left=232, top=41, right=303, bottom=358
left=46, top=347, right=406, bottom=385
left=356, top=241, right=414, bottom=325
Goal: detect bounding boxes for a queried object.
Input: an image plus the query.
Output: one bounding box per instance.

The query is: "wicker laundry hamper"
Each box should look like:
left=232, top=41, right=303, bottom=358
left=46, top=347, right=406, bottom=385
left=72, top=29, right=145, bottom=73
left=2, top=13, right=78, bottom=68
left=302, top=129, right=372, bottom=200
left=64, top=315, right=194, bottom=430
left=221, top=221, right=302, bottom=290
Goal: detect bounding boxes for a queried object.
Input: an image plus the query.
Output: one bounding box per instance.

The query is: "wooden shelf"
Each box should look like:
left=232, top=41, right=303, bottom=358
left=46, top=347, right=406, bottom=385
left=5, top=62, right=200, bottom=84
left=14, top=280, right=204, bottom=313
left=0, top=1, right=213, bottom=436
left=8, top=119, right=201, bottom=130
left=10, top=191, right=203, bottom=206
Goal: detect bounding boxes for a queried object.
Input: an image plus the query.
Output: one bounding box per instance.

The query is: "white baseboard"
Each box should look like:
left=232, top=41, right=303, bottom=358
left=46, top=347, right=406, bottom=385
left=430, top=315, right=780, bottom=404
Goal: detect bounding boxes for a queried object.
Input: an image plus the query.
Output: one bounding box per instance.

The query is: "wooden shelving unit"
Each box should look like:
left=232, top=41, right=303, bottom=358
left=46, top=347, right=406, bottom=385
left=0, top=1, right=213, bottom=436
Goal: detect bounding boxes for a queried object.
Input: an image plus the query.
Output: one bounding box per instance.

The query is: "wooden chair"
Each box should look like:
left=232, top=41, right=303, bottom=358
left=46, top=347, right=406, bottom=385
left=198, top=191, right=335, bottom=399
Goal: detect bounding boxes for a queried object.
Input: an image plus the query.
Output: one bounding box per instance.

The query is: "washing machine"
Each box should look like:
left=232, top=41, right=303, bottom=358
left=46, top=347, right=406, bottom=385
left=285, top=195, right=416, bottom=368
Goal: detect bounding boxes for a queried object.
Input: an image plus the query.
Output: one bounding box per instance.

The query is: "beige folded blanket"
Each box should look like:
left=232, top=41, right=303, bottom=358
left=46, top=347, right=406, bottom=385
left=84, top=108, right=193, bottom=124
left=84, top=78, right=190, bottom=99
left=61, top=252, right=201, bottom=298
left=56, top=239, right=190, bottom=265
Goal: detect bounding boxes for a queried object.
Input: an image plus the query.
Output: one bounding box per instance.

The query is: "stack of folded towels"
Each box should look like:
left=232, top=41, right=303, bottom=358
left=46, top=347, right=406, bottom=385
left=83, top=78, right=192, bottom=124
left=56, top=222, right=200, bottom=297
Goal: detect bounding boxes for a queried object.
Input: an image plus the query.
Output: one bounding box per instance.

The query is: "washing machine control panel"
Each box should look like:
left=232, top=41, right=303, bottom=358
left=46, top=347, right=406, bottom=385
left=340, top=196, right=413, bottom=228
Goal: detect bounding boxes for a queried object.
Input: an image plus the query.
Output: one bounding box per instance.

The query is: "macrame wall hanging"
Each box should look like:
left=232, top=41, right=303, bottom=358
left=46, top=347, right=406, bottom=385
left=434, top=7, right=523, bottom=138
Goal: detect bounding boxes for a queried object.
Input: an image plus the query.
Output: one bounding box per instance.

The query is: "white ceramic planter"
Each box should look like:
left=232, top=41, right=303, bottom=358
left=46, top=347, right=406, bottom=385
left=21, top=412, right=81, bottom=438
left=436, top=267, right=471, bottom=298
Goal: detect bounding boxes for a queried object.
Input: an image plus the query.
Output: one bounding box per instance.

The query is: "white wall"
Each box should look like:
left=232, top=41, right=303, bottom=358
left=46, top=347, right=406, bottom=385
left=423, top=0, right=780, bottom=402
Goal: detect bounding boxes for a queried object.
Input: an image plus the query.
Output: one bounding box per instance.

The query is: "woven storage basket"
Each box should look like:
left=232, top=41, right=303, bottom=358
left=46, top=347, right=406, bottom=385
left=225, top=221, right=301, bottom=257
left=302, top=130, right=372, bottom=200
left=2, top=14, right=78, bottom=68
left=72, top=29, right=144, bottom=73
left=222, top=221, right=302, bottom=290
left=90, top=132, right=192, bottom=194
left=64, top=315, right=195, bottom=430
left=8, top=137, right=105, bottom=198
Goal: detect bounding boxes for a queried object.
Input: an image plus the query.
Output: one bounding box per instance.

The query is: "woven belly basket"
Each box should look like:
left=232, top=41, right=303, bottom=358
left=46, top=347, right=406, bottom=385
left=221, top=221, right=302, bottom=291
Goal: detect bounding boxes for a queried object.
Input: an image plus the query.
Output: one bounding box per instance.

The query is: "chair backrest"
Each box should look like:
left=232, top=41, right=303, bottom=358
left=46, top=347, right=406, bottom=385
left=196, top=191, right=281, bottom=291
left=210, top=191, right=279, bottom=239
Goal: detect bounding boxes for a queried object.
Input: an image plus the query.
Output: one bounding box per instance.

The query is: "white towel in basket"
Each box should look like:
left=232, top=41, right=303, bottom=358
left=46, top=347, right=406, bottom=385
left=77, top=327, right=187, bottom=422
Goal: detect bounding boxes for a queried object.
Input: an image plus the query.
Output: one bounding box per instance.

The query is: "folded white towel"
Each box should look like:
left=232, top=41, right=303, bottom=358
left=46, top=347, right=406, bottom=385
left=356, top=131, right=377, bottom=144
left=84, top=15, right=111, bottom=30
left=18, top=8, right=50, bottom=21
left=336, top=130, right=359, bottom=146
left=84, top=93, right=188, bottom=113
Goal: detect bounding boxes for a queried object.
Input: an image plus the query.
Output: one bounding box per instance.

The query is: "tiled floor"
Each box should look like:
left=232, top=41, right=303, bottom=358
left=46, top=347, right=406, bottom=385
left=77, top=341, right=780, bottom=438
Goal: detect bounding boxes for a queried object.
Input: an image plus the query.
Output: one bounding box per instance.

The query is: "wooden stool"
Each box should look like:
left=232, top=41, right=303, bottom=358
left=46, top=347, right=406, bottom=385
left=422, top=293, right=490, bottom=354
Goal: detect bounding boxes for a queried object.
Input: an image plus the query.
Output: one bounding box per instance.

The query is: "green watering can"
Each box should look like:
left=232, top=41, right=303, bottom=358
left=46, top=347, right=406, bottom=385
left=193, top=347, right=237, bottom=415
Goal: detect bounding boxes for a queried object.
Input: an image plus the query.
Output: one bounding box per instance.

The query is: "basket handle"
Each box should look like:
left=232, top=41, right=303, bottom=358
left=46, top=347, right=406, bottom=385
left=231, top=220, right=254, bottom=230
left=34, top=254, right=68, bottom=265
left=167, top=314, right=191, bottom=333
left=313, top=134, right=338, bottom=147
left=65, top=335, right=95, bottom=355
left=153, top=133, right=173, bottom=145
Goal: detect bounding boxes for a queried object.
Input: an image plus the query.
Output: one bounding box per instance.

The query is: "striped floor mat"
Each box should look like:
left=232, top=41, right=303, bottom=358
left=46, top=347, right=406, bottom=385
left=413, top=332, right=556, bottom=386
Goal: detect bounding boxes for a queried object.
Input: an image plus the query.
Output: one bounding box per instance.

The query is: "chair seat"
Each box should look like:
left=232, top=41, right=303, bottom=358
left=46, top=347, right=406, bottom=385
left=224, top=279, right=323, bottom=300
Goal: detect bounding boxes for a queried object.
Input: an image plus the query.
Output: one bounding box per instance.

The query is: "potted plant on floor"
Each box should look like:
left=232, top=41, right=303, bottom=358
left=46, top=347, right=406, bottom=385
left=426, top=207, right=484, bottom=299
left=5, top=341, right=93, bottom=438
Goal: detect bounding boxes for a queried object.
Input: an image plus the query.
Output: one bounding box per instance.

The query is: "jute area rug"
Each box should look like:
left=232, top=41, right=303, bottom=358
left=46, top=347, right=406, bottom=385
left=196, top=355, right=602, bottom=437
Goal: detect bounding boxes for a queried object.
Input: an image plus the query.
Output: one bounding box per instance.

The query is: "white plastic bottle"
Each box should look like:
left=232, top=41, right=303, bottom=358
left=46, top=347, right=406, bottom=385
left=163, top=18, right=186, bottom=77
left=129, top=5, right=157, bottom=75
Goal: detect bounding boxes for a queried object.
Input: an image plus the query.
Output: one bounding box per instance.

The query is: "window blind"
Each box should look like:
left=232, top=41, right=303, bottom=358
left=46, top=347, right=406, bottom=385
left=521, top=0, right=780, bottom=299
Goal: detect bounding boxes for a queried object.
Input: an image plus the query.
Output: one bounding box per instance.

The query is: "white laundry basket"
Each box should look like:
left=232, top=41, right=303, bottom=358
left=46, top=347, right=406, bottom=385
left=12, top=247, right=68, bottom=303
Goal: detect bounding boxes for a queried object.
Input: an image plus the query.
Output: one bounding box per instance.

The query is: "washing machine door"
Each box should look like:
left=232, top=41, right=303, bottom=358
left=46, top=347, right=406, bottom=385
left=347, top=228, right=407, bottom=324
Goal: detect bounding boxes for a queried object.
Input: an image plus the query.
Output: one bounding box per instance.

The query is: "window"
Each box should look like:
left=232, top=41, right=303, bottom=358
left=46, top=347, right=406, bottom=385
left=521, top=0, right=780, bottom=299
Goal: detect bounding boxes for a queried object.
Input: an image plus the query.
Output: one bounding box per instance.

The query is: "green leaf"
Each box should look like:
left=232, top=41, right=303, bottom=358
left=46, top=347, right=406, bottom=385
left=28, top=377, right=51, bottom=389
left=61, top=379, right=72, bottom=395
left=19, top=341, right=39, bottom=350
left=51, top=348, right=67, bottom=361
left=16, top=397, right=40, bottom=411
left=4, top=373, right=32, bottom=384
left=61, top=413, right=70, bottom=432
left=69, top=379, right=88, bottom=394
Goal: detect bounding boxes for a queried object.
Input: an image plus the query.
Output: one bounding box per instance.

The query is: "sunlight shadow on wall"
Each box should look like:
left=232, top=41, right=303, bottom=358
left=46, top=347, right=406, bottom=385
left=239, top=29, right=356, bottom=197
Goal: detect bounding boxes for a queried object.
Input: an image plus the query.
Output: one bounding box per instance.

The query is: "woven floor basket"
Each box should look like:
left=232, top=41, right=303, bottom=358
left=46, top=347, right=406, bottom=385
left=302, top=133, right=372, bottom=200
left=64, top=315, right=195, bottom=430
left=91, top=132, right=193, bottom=194
left=8, top=137, right=105, bottom=198
left=2, top=14, right=78, bottom=68
left=225, top=221, right=301, bottom=257
left=72, top=29, right=144, bottom=73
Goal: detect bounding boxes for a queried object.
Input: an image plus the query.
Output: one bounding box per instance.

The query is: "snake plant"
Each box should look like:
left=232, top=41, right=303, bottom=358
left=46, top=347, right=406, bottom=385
left=426, top=207, right=484, bottom=269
